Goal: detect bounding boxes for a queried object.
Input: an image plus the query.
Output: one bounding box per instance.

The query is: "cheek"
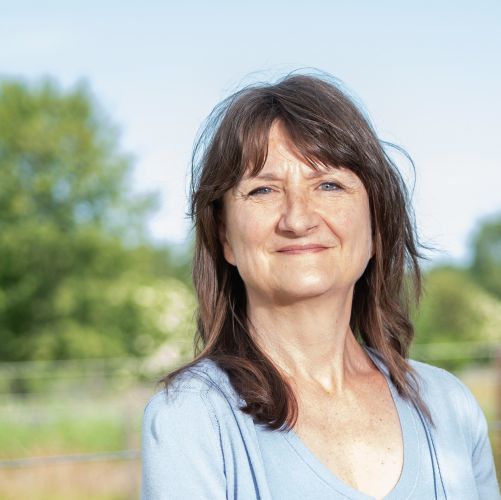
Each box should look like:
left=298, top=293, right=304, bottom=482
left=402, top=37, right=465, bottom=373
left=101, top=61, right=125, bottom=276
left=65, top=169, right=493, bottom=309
left=326, top=204, right=372, bottom=255
left=352, top=208, right=373, bottom=260
left=224, top=212, right=268, bottom=265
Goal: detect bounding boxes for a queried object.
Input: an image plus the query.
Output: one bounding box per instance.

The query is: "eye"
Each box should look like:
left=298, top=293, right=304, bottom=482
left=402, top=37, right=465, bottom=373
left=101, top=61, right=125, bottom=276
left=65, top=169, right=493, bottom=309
left=248, top=186, right=273, bottom=196
left=319, top=181, right=342, bottom=191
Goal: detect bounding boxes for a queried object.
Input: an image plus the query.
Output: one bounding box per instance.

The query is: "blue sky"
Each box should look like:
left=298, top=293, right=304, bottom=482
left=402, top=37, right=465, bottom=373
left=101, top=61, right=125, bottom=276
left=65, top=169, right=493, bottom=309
left=1, top=0, right=500, bottom=264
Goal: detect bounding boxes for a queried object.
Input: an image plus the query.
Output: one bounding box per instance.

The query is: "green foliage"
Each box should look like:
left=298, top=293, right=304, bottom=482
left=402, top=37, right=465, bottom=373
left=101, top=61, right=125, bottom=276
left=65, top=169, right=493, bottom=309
left=411, top=261, right=501, bottom=369
left=0, top=79, right=154, bottom=238
left=470, top=215, right=501, bottom=299
left=0, top=78, right=192, bottom=363
left=413, top=266, right=487, bottom=344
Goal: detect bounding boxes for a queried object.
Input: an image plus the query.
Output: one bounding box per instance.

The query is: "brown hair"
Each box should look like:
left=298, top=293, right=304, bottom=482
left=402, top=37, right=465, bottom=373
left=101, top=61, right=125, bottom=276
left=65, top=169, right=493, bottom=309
left=161, top=72, right=432, bottom=429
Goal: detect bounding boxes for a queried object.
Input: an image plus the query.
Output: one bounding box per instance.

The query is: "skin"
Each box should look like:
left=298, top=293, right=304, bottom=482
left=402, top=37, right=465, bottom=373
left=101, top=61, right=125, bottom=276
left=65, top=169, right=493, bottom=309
left=220, top=120, right=375, bottom=390
left=220, top=121, right=403, bottom=499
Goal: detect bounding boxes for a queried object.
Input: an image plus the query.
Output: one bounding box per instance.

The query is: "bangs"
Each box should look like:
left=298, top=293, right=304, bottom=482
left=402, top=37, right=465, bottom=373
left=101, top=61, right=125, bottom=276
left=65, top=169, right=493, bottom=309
left=235, top=93, right=367, bottom=182
left=191, top=74, right=385, bottom=218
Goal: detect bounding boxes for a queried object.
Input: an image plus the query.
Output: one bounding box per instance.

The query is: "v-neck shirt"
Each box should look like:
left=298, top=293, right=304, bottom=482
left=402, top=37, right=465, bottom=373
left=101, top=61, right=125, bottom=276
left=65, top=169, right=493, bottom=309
left=253, top=346, right=432, bottom=499
left=141, top=346, right=500, bottom=499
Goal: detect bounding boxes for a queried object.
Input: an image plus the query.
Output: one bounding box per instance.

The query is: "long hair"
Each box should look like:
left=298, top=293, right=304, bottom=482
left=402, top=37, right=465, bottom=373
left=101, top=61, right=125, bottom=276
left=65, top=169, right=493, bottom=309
left=161, top=72, right=432, bottom=429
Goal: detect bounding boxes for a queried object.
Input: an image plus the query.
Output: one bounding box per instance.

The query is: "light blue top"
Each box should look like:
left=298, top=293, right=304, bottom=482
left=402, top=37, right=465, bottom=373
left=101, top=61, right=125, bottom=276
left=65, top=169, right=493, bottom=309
left=141, top=346, right=500, bottom=499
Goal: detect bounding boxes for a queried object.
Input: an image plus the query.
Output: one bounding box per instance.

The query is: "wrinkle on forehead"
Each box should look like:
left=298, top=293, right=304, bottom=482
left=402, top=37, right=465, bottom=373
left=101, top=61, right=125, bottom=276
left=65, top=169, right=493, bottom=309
left=239, top=120, right=363, bottom=190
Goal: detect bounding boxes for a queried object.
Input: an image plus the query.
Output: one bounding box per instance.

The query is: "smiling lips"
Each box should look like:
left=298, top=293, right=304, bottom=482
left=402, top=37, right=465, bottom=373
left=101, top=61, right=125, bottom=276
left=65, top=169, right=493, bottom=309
left=276, top=244, right=329, bottom=254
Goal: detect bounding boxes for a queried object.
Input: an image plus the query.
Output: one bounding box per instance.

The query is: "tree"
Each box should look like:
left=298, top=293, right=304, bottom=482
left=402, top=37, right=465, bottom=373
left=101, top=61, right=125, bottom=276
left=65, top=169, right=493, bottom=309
left=0, top=78, right=191, bottom=363
left=470, top=215, right=501, bottom=300
left=411, top=265, right=501, bottom=369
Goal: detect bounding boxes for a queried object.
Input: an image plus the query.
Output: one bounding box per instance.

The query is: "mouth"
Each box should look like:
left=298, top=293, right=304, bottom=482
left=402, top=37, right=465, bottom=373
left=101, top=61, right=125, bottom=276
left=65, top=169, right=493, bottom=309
left=276, top=244, right=329, bottom=254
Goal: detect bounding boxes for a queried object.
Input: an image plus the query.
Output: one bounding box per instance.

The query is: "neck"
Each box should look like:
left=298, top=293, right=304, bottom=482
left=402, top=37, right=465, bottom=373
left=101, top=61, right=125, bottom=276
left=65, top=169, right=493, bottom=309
left=246, top=290, right=373, bottom=394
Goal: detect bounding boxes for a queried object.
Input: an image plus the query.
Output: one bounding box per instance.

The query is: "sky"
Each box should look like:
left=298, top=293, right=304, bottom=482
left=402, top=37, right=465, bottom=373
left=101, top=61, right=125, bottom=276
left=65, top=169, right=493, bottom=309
left=1, top=0, right=500, bottom=265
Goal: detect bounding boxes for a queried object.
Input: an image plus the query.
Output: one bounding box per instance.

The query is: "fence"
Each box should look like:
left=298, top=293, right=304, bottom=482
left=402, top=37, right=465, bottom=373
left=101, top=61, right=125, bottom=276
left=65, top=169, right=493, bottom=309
left=0, top=341, right=500, bottom=499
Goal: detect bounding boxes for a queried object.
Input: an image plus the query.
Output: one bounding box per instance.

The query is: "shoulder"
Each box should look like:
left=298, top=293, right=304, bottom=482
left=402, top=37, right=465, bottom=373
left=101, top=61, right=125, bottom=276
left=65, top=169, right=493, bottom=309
left=408, top=357, right=475, bottom=405
left=141, top=359, right=231, bottom=498
left=409, top=358, right=500, bottom=496
left=407, top=358, right=487, bottom=444
left=142, top=358, right=241, bottom=440
left=145, top=357, right=241, bottom=406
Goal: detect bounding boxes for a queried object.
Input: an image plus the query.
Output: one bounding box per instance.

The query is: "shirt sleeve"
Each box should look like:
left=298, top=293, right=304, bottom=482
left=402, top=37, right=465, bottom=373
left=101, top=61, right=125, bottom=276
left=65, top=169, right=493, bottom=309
left=457, top=377, right=500, bottom=499
left=141, top=388, right=227, bottom=500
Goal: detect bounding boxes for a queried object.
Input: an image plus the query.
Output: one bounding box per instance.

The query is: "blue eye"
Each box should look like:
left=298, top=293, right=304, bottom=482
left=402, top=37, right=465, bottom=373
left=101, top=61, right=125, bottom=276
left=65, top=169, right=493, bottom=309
left=320, top=182, right=341, bottom=191
left=248, top=186, right=273, bottom=196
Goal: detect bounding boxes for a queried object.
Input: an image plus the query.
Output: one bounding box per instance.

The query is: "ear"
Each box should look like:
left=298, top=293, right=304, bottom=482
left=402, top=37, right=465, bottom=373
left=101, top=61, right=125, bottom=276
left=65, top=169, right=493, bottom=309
left=218, top=217, right=236, bottom=266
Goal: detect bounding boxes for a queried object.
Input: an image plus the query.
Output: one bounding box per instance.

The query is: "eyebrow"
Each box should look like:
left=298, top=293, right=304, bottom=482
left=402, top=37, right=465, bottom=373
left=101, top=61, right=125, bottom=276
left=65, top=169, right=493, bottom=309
left=245, top=170, right=335, bottom=181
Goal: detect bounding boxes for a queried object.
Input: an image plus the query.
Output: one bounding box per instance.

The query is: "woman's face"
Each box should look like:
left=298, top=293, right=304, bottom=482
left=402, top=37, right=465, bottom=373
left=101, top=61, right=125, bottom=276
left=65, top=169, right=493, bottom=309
left=220, top=121, right=374, bottom=305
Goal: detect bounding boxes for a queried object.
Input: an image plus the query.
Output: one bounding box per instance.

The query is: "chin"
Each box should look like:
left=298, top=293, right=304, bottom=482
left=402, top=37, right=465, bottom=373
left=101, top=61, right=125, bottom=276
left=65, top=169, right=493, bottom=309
left=270, top=277, right=337, bottom=303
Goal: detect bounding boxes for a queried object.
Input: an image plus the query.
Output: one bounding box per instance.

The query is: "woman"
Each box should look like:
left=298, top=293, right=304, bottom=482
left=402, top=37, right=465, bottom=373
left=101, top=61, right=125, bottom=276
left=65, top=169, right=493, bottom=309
left=141, top=73, right=499, bottom=499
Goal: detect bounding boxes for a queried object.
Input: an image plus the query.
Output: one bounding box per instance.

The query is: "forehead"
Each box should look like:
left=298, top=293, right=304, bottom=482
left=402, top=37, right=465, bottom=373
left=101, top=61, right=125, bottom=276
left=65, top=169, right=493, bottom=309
left=240, top=120, right=361, bottom=184
left=241, top=153, right=361, bottom=186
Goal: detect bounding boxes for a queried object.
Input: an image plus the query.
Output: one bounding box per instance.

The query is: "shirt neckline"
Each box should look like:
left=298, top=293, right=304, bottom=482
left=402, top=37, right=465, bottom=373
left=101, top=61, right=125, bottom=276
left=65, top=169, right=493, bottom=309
left=281, top=345, right=421, bottom=499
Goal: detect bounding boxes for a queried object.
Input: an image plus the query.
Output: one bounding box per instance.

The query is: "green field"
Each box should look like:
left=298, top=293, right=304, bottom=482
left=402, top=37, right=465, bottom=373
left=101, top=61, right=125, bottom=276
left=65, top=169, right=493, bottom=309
left=0, top=388, right=150, bottom=500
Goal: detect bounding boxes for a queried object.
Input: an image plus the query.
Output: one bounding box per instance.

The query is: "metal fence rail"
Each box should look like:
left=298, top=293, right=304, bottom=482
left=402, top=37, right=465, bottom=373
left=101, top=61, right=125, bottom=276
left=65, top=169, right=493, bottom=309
left=0, top=450, right=140, bottom=469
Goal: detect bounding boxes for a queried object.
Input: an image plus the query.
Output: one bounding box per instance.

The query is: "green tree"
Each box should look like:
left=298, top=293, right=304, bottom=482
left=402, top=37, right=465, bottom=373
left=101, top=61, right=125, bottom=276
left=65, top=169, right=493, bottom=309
left=411, top=265, right=501, bottom=369
left=0, top=79, right=190, bottom=363
left=470, top=215, right=501, bottom=299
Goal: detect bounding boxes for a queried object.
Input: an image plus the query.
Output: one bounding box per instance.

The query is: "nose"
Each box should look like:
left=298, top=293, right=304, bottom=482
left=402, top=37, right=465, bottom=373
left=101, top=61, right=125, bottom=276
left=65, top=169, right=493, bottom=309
left=277, top=189, right=319, bottom=235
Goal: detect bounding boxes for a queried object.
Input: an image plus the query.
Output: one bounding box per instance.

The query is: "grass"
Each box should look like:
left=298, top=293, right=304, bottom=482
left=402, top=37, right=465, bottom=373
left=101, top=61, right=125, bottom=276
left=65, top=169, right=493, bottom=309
left=0, top=415, right=126, bottom=458
left=0, top=387, right=151, bottom=500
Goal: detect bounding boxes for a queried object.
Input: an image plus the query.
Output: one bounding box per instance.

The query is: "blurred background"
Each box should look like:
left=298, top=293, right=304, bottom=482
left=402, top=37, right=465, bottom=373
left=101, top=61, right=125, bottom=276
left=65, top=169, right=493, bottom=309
left=0, top=1, right=500, bottom=498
